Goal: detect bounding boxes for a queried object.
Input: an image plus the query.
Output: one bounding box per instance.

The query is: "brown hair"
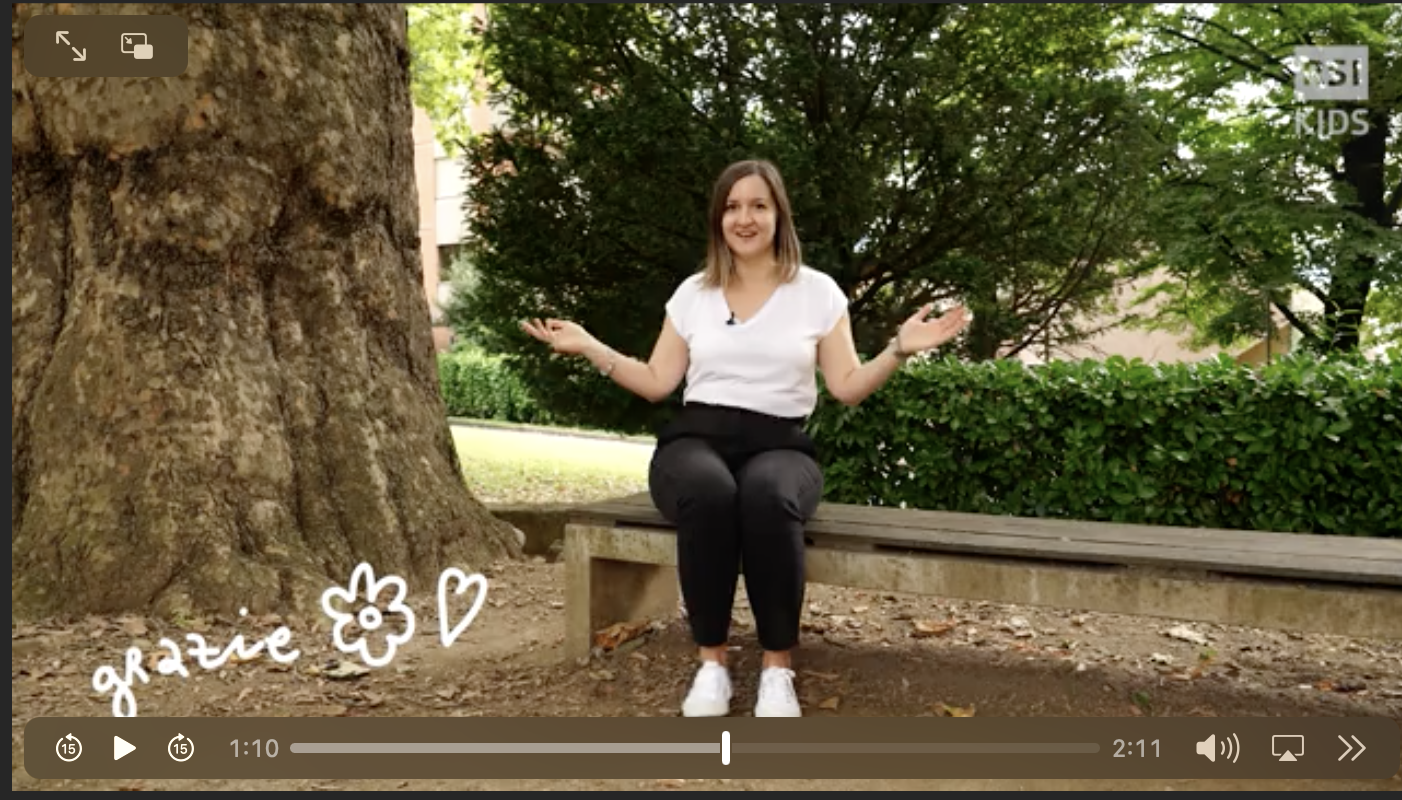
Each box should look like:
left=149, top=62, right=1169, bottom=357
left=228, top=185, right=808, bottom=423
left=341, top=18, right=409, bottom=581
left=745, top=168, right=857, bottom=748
left=701, top=160, right=802, bottom=288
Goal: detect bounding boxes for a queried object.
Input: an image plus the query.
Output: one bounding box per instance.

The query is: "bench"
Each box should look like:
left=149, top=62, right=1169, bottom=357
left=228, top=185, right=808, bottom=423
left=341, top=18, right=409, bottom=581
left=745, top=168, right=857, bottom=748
left=563, top=493, right=1402, bottom=660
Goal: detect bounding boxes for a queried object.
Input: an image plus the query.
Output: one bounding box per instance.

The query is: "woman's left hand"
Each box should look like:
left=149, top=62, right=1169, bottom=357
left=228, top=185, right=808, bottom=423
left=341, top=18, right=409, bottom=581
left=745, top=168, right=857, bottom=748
left=897, top=304, right=971, bottom=354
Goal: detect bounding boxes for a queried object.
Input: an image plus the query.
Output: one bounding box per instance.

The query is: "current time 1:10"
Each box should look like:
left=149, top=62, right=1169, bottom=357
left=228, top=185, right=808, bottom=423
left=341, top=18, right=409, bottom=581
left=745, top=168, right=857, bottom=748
left=231, top=739, right=280, bottom=757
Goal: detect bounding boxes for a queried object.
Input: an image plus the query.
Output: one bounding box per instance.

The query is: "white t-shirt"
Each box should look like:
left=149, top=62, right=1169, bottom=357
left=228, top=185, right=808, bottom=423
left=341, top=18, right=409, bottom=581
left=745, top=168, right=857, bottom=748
left=665, top=266, right=848, bottom=419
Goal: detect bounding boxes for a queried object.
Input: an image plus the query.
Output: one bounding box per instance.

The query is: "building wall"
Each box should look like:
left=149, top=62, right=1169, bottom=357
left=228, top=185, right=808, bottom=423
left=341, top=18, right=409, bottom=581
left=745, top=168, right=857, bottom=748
left=412, top=4, right=502, bottom=353
left=412, top=107, right=454, bottom=352
left=1010, top=271, right=1226, bottom=366
left=1005, top=271, right=1329, bottom=367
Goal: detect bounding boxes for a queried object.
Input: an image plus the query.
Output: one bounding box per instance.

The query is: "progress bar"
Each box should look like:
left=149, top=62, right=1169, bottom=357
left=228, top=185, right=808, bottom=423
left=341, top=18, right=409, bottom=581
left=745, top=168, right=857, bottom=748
left=289, top=741, right=1097, bottom=755
left=290, top=742, right=720, bottom=754
left=737, top=743, right=1099, bottom=754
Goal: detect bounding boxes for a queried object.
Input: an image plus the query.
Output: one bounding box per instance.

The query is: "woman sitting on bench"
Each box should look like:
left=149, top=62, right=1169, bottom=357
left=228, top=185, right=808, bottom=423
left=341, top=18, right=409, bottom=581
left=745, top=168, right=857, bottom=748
left=522, top=159, right=968, bottom=717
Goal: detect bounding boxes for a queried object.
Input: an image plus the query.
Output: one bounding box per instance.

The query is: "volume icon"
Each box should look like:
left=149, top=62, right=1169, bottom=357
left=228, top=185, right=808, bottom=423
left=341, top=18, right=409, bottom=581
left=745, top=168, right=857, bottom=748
left=1195, top=733, right=1240, bottom=764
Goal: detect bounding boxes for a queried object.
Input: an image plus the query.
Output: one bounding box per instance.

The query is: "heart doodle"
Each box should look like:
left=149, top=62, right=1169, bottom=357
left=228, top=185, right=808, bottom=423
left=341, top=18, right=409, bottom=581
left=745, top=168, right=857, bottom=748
left=437, top=568, right=489, bottom=647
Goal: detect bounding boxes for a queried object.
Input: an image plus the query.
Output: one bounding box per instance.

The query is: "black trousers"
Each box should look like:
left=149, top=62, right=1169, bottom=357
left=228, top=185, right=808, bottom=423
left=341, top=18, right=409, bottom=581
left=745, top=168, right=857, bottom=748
left=648, top=403, right=823, bottom=652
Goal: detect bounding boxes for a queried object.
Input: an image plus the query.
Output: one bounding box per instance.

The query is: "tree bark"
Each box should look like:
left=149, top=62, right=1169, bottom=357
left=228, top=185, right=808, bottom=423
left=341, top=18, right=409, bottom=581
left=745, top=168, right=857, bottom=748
left=12, top=3, right=518, bottom=618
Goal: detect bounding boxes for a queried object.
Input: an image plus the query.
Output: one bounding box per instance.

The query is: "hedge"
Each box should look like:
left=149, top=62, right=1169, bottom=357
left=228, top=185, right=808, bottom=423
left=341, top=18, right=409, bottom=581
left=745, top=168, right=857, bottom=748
left=438, top=348, right=554, bottom=426
left=808, top=352, right=1401, bottom=536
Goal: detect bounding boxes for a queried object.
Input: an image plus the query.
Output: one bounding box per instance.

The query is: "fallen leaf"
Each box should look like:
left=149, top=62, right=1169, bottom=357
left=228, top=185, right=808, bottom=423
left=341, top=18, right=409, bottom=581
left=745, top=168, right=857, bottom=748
left=936, top=703, right=976, bottom=717
left=818, top=696, right=841, bottom=710
left=236, top=687, right=254, bottom=704
left=437, top=686, right=457, bottom=700
left=614, top=637, right=647, bottom=657
left=1131, top=690, right=1153, bottom=715
left=323, top=661, right=370, bottom=681
left=1315, top=680, right=1335, bottom=692
left=593, top=620, right=649, bottom=651
left=911, top=620, right=956, bottom=639
left=852, top=606, right=869, bottom=614
left=1164, top=625, right=1208, bottom=646
left=118, top=618, right=148, bottom=637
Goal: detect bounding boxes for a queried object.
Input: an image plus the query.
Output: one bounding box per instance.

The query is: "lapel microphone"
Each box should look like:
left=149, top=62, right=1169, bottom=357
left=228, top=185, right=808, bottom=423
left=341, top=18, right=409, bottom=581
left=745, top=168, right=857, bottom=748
left=726, top=311, right=737, bottom=326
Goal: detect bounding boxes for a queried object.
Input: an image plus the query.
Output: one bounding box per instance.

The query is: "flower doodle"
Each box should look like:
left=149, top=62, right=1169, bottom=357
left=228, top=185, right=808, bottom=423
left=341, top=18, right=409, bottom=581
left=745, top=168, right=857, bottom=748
left=320, top=563, right=416, bottom=669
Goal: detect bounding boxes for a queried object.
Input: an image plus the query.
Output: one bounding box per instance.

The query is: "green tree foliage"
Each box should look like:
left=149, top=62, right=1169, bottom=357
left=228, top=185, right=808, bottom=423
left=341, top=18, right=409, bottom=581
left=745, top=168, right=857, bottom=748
left=1364, top=283, right=1402, bottom=351
left=1138, top=3, right=1402, bottom=354
left=455, top=3, right=1164, bottom=432
left=407, top=3, right=485, bottom=154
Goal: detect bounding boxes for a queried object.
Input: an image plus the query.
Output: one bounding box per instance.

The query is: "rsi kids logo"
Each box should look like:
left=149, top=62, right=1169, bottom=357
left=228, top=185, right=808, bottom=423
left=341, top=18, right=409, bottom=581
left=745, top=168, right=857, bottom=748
left=1293, top=45, right=1369, bottom=139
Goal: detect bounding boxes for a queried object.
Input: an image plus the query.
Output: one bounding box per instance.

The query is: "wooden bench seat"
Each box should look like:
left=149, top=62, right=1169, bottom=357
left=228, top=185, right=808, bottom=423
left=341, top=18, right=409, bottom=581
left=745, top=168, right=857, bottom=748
left=563, top=493, right=1402, bottom=660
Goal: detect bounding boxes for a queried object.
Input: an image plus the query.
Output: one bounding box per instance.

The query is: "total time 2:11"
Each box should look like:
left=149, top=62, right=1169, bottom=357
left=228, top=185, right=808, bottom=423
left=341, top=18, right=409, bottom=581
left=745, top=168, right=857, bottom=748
left=1113, top=739, right=1159, bottom=758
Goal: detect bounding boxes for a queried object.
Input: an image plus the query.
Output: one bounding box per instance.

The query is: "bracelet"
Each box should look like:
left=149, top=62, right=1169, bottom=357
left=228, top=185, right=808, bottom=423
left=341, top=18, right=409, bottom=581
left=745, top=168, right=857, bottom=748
left=887, top=335, right=912, bottom=362
left=597, top=349, right=618, bottom=377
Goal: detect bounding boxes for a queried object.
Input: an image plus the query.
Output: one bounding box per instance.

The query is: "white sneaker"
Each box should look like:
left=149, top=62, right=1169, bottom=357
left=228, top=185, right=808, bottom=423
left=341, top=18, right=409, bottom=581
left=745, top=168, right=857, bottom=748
left=681, top=661, right=732, bottom=717
left=754, top=667, right=802, bottom=717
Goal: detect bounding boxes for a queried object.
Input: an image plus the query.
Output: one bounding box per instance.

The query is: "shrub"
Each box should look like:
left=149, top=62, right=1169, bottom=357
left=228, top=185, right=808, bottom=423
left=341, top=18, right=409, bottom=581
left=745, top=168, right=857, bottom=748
left=808, top=352, right=1401, bottom=536
left=438, top=347, right=553, bottom=425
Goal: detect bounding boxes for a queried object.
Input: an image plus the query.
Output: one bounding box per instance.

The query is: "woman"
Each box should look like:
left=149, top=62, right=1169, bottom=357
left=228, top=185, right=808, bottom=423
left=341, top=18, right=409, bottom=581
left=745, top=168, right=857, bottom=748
left=523, top=160, right=968, bottom=717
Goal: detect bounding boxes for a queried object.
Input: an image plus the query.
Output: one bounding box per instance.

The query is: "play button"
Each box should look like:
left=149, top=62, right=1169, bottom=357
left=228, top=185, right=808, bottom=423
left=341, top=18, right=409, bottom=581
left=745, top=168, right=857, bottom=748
left=114, top=735, right=136, bottom=761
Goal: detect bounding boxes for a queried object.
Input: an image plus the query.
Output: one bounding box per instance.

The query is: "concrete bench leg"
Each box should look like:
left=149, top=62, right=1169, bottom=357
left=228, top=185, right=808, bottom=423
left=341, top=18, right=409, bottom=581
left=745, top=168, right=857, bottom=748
left=564, top=523, right=680, bottom=661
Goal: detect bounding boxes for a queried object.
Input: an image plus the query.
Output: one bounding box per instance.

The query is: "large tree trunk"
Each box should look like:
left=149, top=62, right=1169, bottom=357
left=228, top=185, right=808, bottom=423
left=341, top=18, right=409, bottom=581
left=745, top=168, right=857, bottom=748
left=12, top=3, right=518, bottom=618
left=1323, top=108, right=1391, bottom=353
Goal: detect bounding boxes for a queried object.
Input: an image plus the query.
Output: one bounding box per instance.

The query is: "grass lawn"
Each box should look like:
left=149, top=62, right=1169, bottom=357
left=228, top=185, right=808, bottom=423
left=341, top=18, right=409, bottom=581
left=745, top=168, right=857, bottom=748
left=451, top=423, right=652, bottom=505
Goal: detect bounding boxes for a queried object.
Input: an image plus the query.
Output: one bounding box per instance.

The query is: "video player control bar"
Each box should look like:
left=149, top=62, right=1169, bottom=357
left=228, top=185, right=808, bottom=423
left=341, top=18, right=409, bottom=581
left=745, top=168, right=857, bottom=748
left=23, top=717, right=1400, bottom=780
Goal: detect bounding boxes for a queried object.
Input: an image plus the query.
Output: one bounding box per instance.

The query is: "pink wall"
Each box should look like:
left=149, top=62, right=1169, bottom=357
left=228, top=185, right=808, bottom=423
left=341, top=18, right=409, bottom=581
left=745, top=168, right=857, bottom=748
left=413, top=106, right=454, bottom=352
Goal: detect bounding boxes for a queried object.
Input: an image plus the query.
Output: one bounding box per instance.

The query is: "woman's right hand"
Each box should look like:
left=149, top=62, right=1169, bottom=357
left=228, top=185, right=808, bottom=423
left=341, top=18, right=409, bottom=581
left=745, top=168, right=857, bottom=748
left=521, top=318, right=597, bottom=356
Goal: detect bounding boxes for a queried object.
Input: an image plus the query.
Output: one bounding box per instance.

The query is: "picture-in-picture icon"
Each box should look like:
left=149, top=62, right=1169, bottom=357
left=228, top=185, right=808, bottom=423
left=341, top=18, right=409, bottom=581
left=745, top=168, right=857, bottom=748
left=121, top=32, right=153, bottom=60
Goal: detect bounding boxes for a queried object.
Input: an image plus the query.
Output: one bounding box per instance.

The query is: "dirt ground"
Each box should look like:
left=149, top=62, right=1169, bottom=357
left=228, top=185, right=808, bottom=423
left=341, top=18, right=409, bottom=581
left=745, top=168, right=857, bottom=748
left=12, top=557, right=1402, bottom=791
